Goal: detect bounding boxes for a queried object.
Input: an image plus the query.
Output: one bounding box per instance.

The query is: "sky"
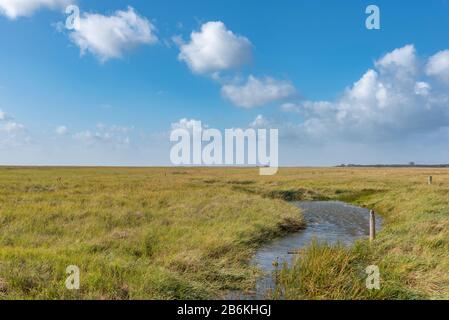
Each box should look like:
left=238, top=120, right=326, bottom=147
left=0, top=0, right=449, bottom=166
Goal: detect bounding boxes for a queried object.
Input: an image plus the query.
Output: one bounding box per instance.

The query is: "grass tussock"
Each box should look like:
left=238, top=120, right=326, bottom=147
left=272, top=241, right=421, bottom=300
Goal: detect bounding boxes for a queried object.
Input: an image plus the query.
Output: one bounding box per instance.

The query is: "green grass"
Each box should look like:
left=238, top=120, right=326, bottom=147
left=271, top=241, right=423, bottom=300
left=0, top=167, right=303, bottom=299
left=0, top=167, right=448, bottom=299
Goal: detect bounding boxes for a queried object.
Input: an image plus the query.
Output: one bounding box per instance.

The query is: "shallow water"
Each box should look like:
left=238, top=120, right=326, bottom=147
left=233, top=201, right=382, bottom=299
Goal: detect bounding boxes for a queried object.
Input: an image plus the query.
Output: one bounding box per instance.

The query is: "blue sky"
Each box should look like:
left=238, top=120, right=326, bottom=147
left=1, top=0, right=449, bottom=166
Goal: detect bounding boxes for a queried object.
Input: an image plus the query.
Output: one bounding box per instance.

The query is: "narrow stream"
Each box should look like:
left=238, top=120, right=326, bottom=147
left=232, top=201, right=382, bottom=299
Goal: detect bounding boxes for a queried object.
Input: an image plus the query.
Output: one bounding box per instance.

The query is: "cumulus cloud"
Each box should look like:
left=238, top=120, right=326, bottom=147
left=426, top=50, right=449, bottom=83
left=273, top=45, right=449, bottom=143
left=221, top=75, right=296, bottom=108
left=68, top=6, right=157, bottom=62
left=178, top=21, right=252, bottom=74
left=0, top=0, right=71, bottom=19
left=375, top=44, right=417, bottom=73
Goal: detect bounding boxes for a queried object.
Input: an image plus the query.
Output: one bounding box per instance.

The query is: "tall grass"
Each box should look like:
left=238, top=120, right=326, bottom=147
left=0, top=167, right=448, bottom=299
left=271, top=241, right=421, bottom=300
left=0, top=167, right=303, bottom=299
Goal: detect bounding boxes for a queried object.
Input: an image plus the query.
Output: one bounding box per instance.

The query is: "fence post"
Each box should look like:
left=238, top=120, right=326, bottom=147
left=370, top=210, right=376, bottom=242
left=428, top=176, right=433, bottom=185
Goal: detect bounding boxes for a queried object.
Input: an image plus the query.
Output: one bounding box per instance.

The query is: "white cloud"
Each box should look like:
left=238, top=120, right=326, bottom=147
left=170, top=118, right=209, bottom=134
left=249, top=115, right=269, bottom=128
left=375, top=44, right=417, bottom=76
left=415, top=82, right=431, bottom=96
left=426, top=50, right=449, bottom=83
left=1, top=121, right=24, bottom=133
left=280, top=103, right=301, bottom=113
left=0, top=110, right=29, bottom=148
left=274, top=45, right=449, bottom=143
left=171, top=34, right=184, bottom=47
left=0, top=0, right=71, bottom=19
left=178, top=21, right=252, bottom=74
left=172, top=118, right=199, bottom=130
left=0, top=109, right=9, bottom=120
left=55, top=125, right=68, bottom=135
left=73, top=124, right=133, bottom=147
left=68, top=6, right=158, bottom=62
left=221, top=75, right=296, bottom=108
left=0, top=110, right=25, bottom=133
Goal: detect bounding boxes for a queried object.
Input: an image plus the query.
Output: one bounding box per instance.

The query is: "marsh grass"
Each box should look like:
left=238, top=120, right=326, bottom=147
left=271, top=241, right=422, bottom=300
left=0, top=167, right=303, bottom=299
left=0, top=167, right=448, bottom=299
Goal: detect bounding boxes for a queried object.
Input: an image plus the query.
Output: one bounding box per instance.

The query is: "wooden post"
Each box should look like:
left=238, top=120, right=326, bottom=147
left=369, top=210, right=376, bottom=242
left=428, top=176, right=433, bottom=185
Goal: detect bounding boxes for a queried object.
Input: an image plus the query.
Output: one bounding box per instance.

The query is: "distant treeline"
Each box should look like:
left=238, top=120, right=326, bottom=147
left=337, top=164, right=449, bottom=168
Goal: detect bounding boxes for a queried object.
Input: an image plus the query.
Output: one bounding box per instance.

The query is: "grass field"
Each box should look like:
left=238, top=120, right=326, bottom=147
left=0, top=167, right=448, bottom=299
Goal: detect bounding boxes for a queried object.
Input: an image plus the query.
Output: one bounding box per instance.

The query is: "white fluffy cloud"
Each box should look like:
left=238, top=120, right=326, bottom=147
left=375, top=44, right=417, bottom=72
left=221, top=75, right=296, bottom=108
left=68, top=6, right=157, bottom=62
left=274, top=45, right=449, bottom=142
left=426, top=50, right=449, bottom=83
left=0, top=0, right=71, bottom=19
left=178, top=21, right=252, bottom=74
